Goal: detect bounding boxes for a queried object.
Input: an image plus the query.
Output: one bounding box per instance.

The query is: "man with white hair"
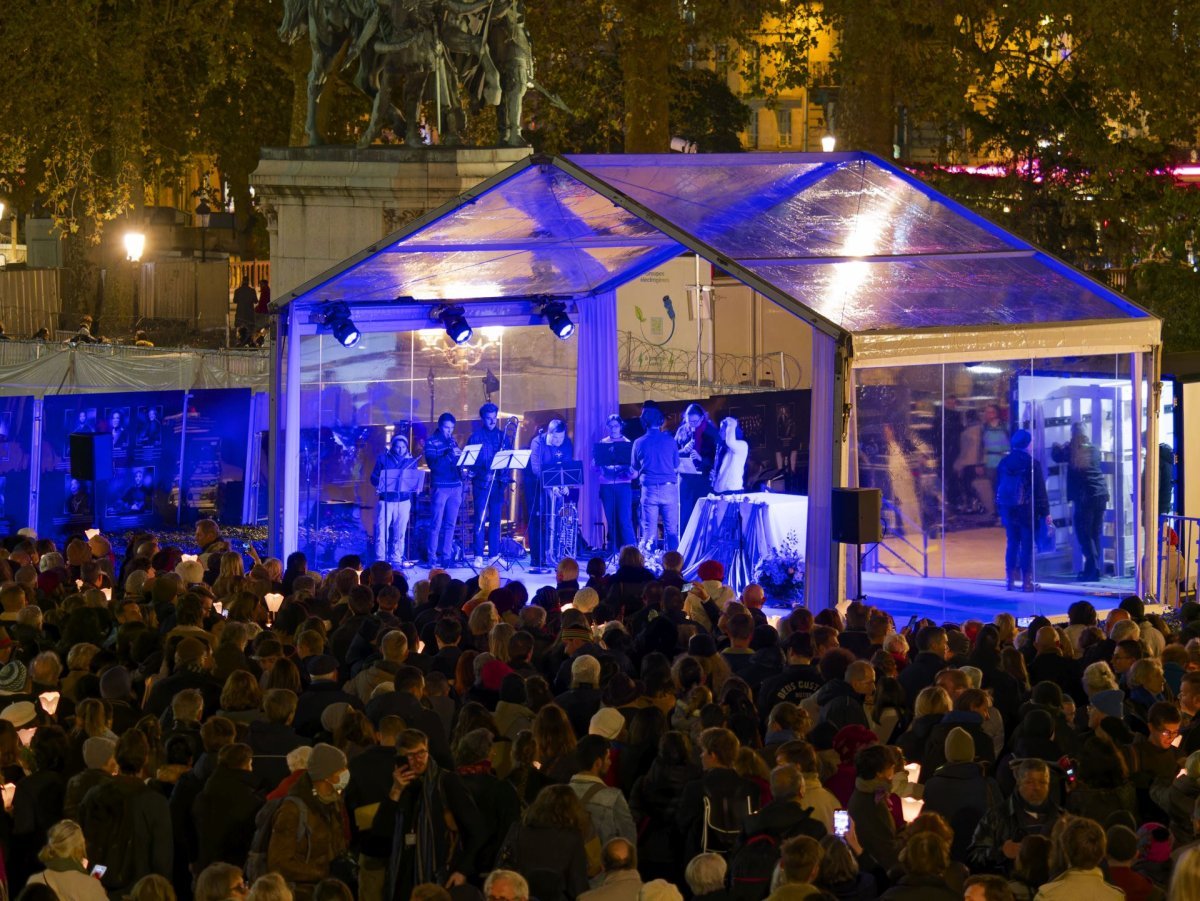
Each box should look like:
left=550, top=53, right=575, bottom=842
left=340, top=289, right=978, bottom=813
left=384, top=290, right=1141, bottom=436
left=556, top=654, right=602, bottom=746
left=580, top=838, right=642, bottom=901
left=684, top=853, right=727, bottom=899
left=484, top=869, right=530, bottom=901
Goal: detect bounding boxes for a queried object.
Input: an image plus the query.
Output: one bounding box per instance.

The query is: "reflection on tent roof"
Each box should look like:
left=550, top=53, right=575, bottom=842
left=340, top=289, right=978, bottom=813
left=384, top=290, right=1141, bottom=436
left=280, top=152, right=1153, bottom=336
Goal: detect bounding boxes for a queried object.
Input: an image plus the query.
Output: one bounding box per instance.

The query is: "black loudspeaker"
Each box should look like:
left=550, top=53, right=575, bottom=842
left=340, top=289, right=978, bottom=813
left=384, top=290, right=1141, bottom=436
left=832, top=488, right=883, bottom=544
left=70, top=432, right=113, bottom=481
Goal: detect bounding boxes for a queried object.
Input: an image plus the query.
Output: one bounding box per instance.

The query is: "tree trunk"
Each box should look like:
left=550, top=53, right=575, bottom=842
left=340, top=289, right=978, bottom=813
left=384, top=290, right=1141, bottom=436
left=61, top=226, right=100, bottom=329
left=619, top=0, right=672, bottom=153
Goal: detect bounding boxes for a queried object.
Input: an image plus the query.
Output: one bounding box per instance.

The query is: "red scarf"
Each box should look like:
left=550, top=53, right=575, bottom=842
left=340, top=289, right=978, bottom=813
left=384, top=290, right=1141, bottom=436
left=457, top=760, right=493, bottom=777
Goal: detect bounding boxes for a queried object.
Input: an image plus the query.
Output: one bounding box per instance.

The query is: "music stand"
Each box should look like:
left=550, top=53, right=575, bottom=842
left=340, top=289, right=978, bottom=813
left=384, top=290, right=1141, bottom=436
left=396, top=469, right=425, bottom=567
left=593, top=442, right=632, bottom=469
left=452, top=445, right=483, bottom=574
left=538, top=462, right=584, bottom=571
left=492, top=449, right=531, bottom=474
left=456, top=444, right=482, bottom=468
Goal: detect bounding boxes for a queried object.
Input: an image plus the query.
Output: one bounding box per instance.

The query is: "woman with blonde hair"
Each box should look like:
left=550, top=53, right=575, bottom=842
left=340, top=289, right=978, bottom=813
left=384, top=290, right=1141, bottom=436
left=26, top=819, right=108, bottom=900
left=212, top=551, right=247, bottom=600
left=127, top=874, right=177, bottom=901
left=466, top=602, right=499, bottom=652
left=488, top=622, right=515, bottom=664
left=247, top=872, right=293, bottom=901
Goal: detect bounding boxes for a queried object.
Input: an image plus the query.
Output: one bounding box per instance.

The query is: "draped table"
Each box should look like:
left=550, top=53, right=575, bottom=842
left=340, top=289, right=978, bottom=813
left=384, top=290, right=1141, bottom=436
left=679, top=492, right=809, bottom=592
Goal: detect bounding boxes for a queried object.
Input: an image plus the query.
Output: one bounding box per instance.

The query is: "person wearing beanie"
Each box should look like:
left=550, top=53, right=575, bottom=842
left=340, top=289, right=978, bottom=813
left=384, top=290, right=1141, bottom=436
left=556, top=654, right=602, bottom=739
left=923, top=726, right=999, bottom=862
left=1105, top=824, right=1157, bottom=901
left=994, top=427, right=1050, bottom=592
left=63, top=736, right=117, bottom=821
left=589, top=707, right=626, bottom=742
left=552, top=624, right=602, bottom=694
left=265, top=741, right=349, bottom=897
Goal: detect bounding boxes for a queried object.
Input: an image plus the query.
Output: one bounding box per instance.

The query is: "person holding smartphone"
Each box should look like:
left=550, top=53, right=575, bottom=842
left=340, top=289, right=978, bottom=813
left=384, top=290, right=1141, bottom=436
left=370, top=729, right=487, bottom=899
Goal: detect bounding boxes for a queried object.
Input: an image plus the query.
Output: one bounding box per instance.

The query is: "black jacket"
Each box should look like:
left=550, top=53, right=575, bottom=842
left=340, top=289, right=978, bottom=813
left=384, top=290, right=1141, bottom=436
left=922, top=762, right=999, bottom=861
left=496, top=823, right=589, bottom=901
left=741, top=798, right=827, bottom=842
left=630, top=757, right=702, bottom=866
left=815, top=679, right=870, bottom=731
left=676, top=767, right=759, bottom=859
left=555, top=686, right=602, bottom=739
left=144, top=666, right=223, bottom=718
left=757, top=663, right=822, bottom=721
left=80, top=774, right=173, bottom=894
left=919, top=711, right=996, bottom=781
left=880, top=874, right=959, bottom=901
left=194, top=765, right=265, bottom=868
left=968, top=793, right=1062, bottom=873
left=294, top=680, right=364, bottom=739
left=247, top=721, right=310, bottom=792
left=898, top=651, right=947, bottom=704
left=365, top=691, right=454, bottom=770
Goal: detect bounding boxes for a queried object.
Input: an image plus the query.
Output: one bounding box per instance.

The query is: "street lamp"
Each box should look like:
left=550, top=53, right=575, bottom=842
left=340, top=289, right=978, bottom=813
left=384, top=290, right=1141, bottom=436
left=821, top=133, right=837, bottom=153
left=125, top=231, right=145, bottom=323
left=195, top=199, right=211, bottom=263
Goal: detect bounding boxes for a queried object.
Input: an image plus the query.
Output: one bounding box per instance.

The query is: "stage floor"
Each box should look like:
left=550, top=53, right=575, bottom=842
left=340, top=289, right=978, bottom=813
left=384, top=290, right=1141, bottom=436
left=411, top=564, right=1155, bottom=626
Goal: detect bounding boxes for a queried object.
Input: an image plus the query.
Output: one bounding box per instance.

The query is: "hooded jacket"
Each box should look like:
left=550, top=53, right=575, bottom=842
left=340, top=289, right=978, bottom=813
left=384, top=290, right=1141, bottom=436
left=815, top=679, right=869, bottom=731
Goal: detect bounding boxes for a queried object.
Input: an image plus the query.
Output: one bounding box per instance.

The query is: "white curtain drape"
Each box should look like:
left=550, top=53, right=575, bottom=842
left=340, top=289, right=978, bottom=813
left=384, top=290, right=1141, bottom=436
left=575, top=291, right=619, bottom=551
left=805, top=329, right=838, bottom=609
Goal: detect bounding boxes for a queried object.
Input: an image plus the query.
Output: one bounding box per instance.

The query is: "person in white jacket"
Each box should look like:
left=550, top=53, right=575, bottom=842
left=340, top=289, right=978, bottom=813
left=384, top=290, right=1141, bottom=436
left=26, top=819, right=109, bottom=901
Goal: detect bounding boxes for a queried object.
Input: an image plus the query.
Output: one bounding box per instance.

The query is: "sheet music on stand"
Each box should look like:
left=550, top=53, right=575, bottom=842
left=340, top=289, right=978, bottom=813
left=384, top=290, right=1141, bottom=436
left=397, top=468, right=425, bottom=493
left=593, top=442, right=632, bottom=468
left=492, top=450, right=531, bottom=473
left=456, top=444, right=482, bottom=468
left=542, top=461, right=584, bottom=488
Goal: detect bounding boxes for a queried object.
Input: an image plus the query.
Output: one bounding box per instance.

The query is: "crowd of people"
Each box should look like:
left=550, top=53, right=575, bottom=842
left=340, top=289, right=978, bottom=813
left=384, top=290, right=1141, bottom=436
left=0, top=522, right=1199, bottom=901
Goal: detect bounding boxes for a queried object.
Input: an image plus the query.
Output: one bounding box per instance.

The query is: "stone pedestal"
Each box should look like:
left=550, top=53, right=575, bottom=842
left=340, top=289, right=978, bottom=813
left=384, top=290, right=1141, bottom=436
left=251, top=146, right=532, bottom=298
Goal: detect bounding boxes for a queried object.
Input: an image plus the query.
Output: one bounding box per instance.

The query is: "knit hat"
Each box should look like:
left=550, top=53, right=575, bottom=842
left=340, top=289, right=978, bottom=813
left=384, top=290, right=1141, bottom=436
left=499, top=673, right=527, bottom=705
left=572, top=588, right=600, bottom=614
left=832, top=724, right=877, bottom=762
left=175, top=559, right=204, bottom=584
left=1091, top=689, right=1126, bottom=720
left=944, top=726, right=975, bottom=764
left=640, top=880, right=683, bottom=901
left=306, top=742, right=348, bottom=782
left=696, top=560, right=725, bottom=583
left=0, top=701, right=36, bottom=728
left=958, top=666, right=983, bottom=690
left=1107, top=825, right=1139, bottom=863
left=589, top=707, right=626, bottom=740
left=0, top=661, right=27, bottom=694
left=99, top=666, right=132, bottom=700
left=320, top=702, right=351, bottom=734
left=561, top=626, right=591, bottom=644
left=480, top=659, right=514, bottom=693
left=1137, top=823, right=1172, bottom=863
left=83, top=736, right=117, bottom=770
left=306, top=654, right=339, bottom=677
left=571, top=654, right=600, bottom=686
left=688, top=634, right=717, bottom=658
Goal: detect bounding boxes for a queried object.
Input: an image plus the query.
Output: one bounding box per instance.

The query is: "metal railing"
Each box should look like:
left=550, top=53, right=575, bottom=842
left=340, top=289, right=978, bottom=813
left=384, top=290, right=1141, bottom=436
left=866, top=498, right=930, bottom=578
left=230, top=259, right=270, bottom=297
left=1159, top=514, right=1199, bottom=606
left=618, top=330, right=804, bottom=393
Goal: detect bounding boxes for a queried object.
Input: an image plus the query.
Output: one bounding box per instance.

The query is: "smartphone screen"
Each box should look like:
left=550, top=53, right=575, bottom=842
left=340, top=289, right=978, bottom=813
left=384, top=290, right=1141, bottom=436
left=833, top=809, right=849, bottom=837
left=90, top=864, right=107, bottom=879
left=1017, top=616, right=1034, bottom=628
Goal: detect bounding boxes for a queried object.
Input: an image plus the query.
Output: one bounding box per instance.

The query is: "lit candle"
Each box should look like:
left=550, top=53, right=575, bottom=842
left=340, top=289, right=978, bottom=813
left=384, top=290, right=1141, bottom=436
left=1173, top=734, right=1183, bottom=748
left=904, top=762, right=921, bottom=783
left=16, top=728, right=35, bottom=747
left=75, top=580, right=83, bottom=590
left=0, top=783, right=13, bottom=810
left=265, top=593, right=284, bottom=614
left=84, top=529, right=100, bottom=540
left=100, top=587, right=112, bottom=601
left=181, top=554, right=198, bottom=563
left=900, top=797, right=924, bottom=824
left=213, top=601, right=224, bottom=616
left=38, top=691, right=60, bottom=717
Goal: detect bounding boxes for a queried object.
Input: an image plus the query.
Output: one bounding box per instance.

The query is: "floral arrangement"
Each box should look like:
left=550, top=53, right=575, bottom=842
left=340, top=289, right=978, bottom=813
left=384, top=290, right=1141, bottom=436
left=755, top=531, right=805, bottom=605
left=112, top=525, right=269, bottom=558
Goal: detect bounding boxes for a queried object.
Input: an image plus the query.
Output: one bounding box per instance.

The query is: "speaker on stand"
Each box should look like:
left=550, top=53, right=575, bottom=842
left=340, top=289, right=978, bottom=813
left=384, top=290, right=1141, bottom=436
left=832, top=488, right=883, bottom=603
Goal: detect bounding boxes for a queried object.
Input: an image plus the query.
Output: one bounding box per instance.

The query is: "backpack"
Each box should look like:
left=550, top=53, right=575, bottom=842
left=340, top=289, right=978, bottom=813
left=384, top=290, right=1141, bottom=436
left=245, top=796, right=309, bottom=883
left=81, top=780, right=141, bottom=891
left=701, top=786, right=753, bottom=855
left=579, top=782, right=606, bottom=878
left=995, top=457, right=1031, bottom=508
left=729, top=833, right=780, bottom=901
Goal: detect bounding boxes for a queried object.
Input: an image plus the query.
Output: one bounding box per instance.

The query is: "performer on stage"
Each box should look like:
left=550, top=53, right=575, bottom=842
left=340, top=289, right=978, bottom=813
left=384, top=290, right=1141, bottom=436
left=712, top=417, right=749, bottom=495
left=675, top=402, right=716, bottom=528
left=528, top=419, right=573, bottom=567
left=632, top=405, right=680, bottom=552
left=467, top=402, right=509, bottom=566
left=423, top=413, right=462, bottom=567
left=594, top=414, right=635, bottom=555
left=370, top=433, right=416, bottom=565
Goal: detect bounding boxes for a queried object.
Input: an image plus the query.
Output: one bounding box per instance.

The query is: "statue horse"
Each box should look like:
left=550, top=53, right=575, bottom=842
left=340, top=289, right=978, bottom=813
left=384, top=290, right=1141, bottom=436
left=279, top=0, right=397, bottom=145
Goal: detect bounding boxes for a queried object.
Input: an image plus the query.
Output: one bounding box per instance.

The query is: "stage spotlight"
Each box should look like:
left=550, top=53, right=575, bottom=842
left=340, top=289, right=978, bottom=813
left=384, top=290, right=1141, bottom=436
left=436, top=305, right=472, bottom=344
left=542, top=301, right=574, bottom=339
left=315, top=301, right=361, bottom=348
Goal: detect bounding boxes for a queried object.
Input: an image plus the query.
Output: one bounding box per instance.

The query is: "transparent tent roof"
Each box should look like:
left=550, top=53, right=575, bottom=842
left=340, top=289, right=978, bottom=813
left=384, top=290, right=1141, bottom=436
left=280, top=152, right=1153, bottom=337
